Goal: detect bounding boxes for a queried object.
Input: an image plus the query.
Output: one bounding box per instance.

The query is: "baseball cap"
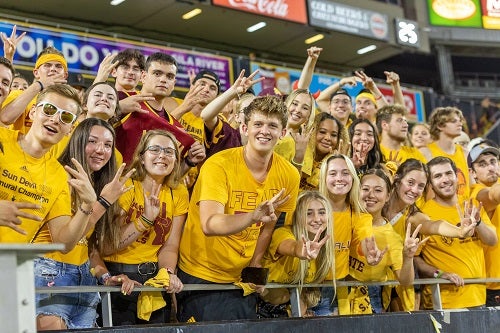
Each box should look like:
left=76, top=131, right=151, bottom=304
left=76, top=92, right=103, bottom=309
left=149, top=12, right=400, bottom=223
left=193, top=70, right=220, bottom=93
left=467, top=142, right=500, bottom=167
left=330, top=88, right=351, bottom=101
left=67, top=72, right=88, bottom=90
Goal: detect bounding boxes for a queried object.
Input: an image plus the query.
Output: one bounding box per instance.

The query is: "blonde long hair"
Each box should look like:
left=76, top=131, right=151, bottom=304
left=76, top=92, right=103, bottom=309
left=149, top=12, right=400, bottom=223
left=319, top=154, right=366, bottom=214
left=291, top=191, right=335, bottom=286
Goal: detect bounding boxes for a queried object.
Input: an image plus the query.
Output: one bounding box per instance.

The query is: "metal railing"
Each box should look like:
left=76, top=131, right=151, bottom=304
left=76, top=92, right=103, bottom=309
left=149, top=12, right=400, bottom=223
left=3, top=244, right=499, bottom=330
left=35, top=277, right=500, bottom=327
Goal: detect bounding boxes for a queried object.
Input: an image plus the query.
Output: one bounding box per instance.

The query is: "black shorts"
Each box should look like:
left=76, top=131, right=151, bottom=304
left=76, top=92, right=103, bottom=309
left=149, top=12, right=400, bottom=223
left=176, top=268, right=257, bottom=322
left=102, top=262, right=171, bottom=326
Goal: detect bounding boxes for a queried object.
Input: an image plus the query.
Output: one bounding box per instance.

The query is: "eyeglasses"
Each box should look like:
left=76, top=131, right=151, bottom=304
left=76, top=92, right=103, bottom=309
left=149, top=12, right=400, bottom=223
left=37, top=102, right=77, bottom=124
left=145, top=145, right=176, bottom=157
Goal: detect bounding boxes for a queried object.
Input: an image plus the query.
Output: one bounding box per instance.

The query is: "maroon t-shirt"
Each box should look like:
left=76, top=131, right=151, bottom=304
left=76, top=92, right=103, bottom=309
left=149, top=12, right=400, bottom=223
left=114, top=91, right=195, bottom=164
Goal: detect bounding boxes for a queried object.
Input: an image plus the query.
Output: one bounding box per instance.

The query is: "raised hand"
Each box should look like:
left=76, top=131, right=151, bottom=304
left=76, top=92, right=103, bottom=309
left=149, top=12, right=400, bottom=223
left=352, top=142, right=369, bottom=168
left=118, top=94, right=156, bottom=115
left=364, top=235, right=387, bottom=266
left=143, top=180, right=161, bottom=222
left=64, top=158, right=97, bottom=205
left=403, top=223, right=429, bottom=258
left=339, top=76, right=358, bottom=87
left=0, top=201, right=42, bottom=235
left=300, top=227, right=330, bottom=260
left=94, top=53, right=119, bottom=83
left=456, top=200, right=481, bottom=238
left=387, top=150, right=402, bottom=165
left=384, top=71, right=400, bottom=85
left=99, top=163, right=135, bottom=204
left=306, top=46, right=323, bottom=60
left=187, top=68, right=197, bottom=85
left=38, top=72, right=68, bottom=88
left=290, top=124, right=314, bottom=163
left=186, top=140, right=206, bottom=165
left=234, top=69, right=264, bottom=96
left=354, top=71, right=375, bottom=91
left=181, top=82, right=207, bottom=110
left=332, top=138, right=348, bottom=156
left=251, top=188, right=290, bottom=225
left=1, top=25, right=26, bottom=62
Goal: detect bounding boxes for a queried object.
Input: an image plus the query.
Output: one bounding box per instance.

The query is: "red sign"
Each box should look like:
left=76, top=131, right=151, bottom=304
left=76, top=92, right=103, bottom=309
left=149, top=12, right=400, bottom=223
left=212, top=0, right=308, bottom=24
left=378, top=85, right=424, bottom=122
left=481, top=0, right=500, bottom=29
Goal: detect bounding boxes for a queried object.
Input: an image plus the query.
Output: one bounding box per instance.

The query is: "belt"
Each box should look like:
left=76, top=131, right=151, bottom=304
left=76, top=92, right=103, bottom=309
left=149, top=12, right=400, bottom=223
left=105, top=261, right=158, bottom=276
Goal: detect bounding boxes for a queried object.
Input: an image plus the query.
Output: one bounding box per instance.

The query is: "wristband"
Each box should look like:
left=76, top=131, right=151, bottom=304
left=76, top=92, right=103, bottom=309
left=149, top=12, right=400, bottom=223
left=97, top=196, right=111, bottom=209
left=99, top=272, right=112, bottom=285
left=79, top=204, right=94, bottom=215
left=185, top=157, right=197, bottom=168
left=141, top=215, right=154, bottom=227
left=36, top=80, right=44, bottom=91
left=476, top=219, right=482, bottom=226
left=375, top=94, right=383, bottom=100
left=433, top=270, right=443, bottom=278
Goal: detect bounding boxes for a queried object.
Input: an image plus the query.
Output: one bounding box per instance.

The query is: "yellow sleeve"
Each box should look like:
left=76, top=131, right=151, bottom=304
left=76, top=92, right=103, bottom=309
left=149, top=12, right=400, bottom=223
left=173, top=184, right=189, bottom=216
left=268, top=226, right=295, bottom=261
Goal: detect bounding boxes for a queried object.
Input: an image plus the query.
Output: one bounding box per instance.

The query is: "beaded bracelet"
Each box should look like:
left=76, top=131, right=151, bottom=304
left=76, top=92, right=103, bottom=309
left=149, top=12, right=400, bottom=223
left=99, top=272, right=112, bottom=285
left=79, top=204, right=94, bottom=215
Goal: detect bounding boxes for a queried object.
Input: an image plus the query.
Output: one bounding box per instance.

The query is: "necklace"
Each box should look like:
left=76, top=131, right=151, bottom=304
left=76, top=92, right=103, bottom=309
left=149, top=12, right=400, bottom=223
left=388, top=208, right=406, bottom=226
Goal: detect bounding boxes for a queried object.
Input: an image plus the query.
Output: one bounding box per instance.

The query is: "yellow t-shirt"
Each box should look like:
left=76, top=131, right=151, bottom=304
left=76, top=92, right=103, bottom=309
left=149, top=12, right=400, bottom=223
left=332, top=210, right=373, bottom=280
left=349, top=222, right=403, bottom=282
left=383, top=207, right=416, bottom=310
left=274, top=135, right=295, bottom=162
left=263, top=226, right=318, bottom=283
left=1, top=90, right=36, bottom=134
left=381, top=145, right=427, bottom=164
left=178, top=147, right=300, bottom=283
left=0, top=127, right=72, bottom=243
left=104, top=179, right=189, bottom=264
left=427, top=142, right=470, bottom=200
left=471, top=183, right=500, bottom=290
left=420, top=198, right=490, bottom=309
left=42, top=230, right=93, bottom=266
left=179, top=111, right=204, bottom=144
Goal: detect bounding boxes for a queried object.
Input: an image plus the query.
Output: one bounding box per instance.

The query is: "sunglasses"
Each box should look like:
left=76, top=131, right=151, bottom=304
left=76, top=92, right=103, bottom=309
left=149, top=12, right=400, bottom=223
left=37, top=102, right=77, bottom=124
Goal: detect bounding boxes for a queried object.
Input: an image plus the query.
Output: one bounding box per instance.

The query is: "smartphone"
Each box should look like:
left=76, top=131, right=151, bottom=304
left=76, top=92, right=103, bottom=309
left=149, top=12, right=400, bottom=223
left=241, top=267, right=269, bottom=285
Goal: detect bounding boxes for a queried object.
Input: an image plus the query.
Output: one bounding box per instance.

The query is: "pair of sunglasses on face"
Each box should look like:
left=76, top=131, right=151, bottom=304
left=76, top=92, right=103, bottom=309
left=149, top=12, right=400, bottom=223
left=37, top=102, right=77, bottom=124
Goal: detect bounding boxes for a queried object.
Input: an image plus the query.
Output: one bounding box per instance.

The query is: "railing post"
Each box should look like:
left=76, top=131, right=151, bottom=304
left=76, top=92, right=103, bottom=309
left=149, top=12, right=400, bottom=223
left=290, top=287, right=301, bottom=317
left=431, top=282, right=443, bottom=311
left=101, top=291, right=113, bottom=327
left=0, top=244, right=64, bottom=333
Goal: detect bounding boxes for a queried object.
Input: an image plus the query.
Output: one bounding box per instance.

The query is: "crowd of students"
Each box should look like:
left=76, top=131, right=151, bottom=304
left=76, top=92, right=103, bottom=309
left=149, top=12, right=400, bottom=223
left=0, top=27, right=499, bottom=330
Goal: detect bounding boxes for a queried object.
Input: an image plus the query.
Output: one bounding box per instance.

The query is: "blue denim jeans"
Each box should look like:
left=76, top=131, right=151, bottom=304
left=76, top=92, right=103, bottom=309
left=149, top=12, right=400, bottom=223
left=368, top=285, right=383, bottom=313
left=312, top=287, right=338, bottom=316
left=34, top=257, right=100, bottom=329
